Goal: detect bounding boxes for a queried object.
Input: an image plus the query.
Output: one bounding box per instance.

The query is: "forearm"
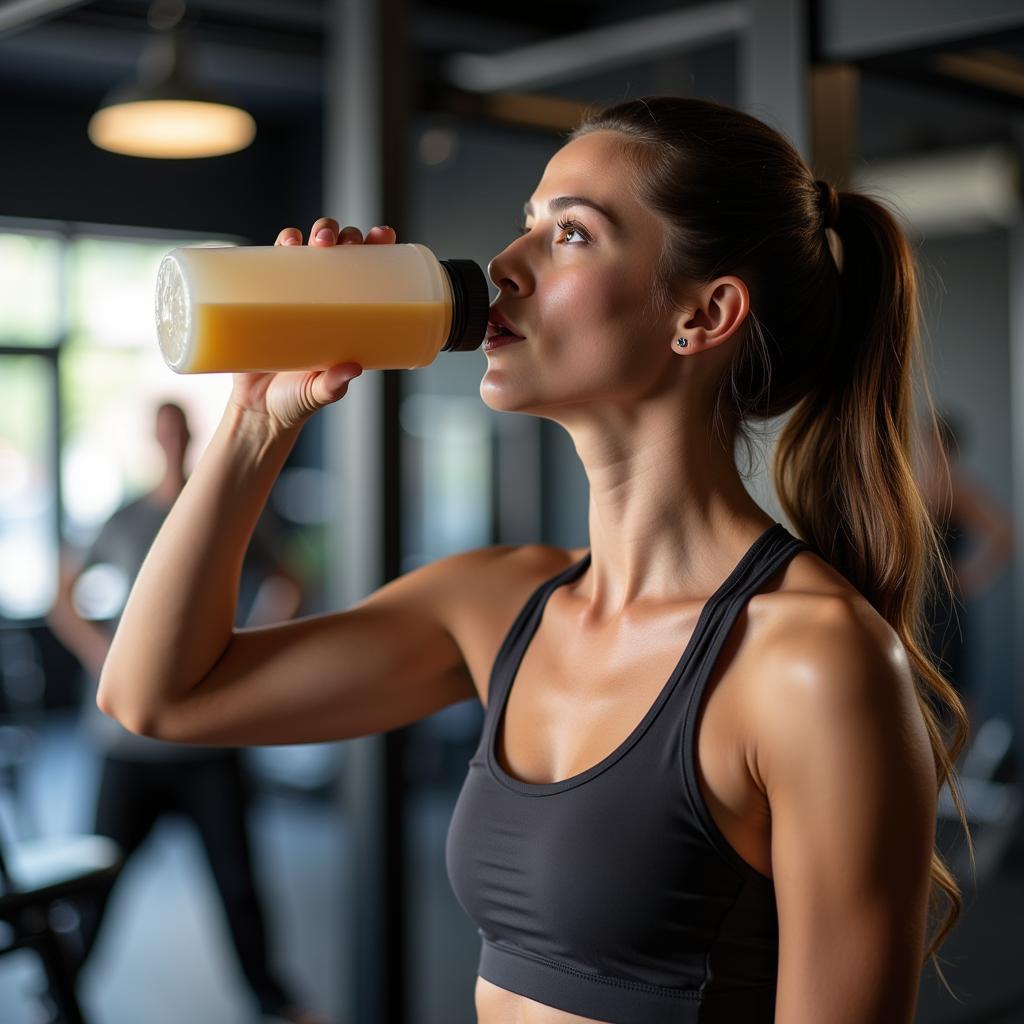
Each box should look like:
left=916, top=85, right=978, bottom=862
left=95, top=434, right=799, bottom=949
left=46, top=605, right=111, bottom=680
left=97, top=405, right=300, bottom=732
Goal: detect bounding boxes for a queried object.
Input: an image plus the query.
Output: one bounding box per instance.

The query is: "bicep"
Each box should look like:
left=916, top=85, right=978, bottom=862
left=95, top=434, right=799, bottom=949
left=144, top=547, right=498, bottom=747
left=757, top=604, right=936, bottom=1024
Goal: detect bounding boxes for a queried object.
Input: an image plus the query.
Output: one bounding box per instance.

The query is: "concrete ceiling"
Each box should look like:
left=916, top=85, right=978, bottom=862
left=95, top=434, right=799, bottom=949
left=0, top=0, right=1021, bottom=159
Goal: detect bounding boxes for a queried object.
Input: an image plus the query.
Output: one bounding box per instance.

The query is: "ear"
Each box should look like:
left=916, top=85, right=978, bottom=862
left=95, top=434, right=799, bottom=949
left=675, top=275, right=750, bottom=352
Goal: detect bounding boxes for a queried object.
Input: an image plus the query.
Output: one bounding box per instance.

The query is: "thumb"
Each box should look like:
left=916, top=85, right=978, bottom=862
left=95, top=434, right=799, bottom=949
left=315, top=362, right=363, bottom=404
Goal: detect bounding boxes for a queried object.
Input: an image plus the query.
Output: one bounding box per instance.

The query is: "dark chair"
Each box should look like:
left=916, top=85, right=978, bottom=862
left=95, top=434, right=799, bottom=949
left=0, top=821, right=121, bottom=1024
left=938, top=715, right=1022, bottom=883
left=0, top=724, right=40, bottom=839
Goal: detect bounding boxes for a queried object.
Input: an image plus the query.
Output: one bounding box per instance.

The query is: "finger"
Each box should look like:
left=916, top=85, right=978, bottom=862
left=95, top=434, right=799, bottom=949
left=365, top=225, right=397, bottom=244
left=276, top=227, right=302, bottom=246
left=314, top=363, right=363, bottom=405
left=338, top=225, right=364, bottom=245
left=309, top=217, right=341, bottom=246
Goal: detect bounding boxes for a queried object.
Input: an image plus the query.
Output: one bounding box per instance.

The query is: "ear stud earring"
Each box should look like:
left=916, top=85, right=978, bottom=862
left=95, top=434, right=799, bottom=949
left=675, top=337, right=688, bottom=347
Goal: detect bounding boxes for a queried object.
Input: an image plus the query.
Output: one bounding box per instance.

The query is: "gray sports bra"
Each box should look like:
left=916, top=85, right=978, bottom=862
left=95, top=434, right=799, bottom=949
left=445, top=522, right=811, bottom=1022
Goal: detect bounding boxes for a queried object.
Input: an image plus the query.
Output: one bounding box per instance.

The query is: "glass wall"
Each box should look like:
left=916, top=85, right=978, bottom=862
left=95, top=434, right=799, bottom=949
left=0, top=223, right=236, bottom=621
left=0, top=219, right=344, bottom=1024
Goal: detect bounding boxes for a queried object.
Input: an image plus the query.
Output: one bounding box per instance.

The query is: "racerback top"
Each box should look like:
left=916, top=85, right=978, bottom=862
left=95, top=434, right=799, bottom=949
left=445, top=522, right=811, bottom=1023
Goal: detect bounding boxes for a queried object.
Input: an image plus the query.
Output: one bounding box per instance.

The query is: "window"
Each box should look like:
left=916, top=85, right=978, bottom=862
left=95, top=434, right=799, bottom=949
left=0, top=231, right=61, bottom=347
left=0, top=222, right=235, bottom=619
left=0, top=354, right=54, bottom=617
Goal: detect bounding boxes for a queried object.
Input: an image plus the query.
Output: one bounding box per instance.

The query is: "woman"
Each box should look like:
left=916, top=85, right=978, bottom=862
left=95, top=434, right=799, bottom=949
left=98, top=97, right=970, bottom=1023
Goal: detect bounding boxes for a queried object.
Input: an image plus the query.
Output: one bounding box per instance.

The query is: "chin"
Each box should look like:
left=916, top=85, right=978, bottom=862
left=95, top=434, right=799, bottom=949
left=479, top=375, right=546, bottom=416
left=481, top=383, right=578, bottom=426
left=480, top=383, right=528, bottom=414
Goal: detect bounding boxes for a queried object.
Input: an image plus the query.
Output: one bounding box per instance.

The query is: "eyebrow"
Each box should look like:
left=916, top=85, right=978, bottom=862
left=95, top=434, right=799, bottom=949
left=522, top=195, right=620, bottom=228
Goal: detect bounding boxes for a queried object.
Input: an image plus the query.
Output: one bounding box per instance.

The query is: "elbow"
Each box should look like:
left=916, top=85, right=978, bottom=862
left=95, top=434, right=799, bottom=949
left=95, top=672, right=117, bottom=721
left=96, top=673, right=159, bottom=739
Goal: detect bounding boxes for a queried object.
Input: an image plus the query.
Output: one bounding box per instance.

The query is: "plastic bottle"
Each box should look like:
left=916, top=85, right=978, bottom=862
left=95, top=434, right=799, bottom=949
left=155, top=243, right=489, bottom=373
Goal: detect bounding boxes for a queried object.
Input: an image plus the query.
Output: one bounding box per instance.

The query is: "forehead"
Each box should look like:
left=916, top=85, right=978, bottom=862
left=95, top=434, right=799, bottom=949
left=530, top=130, right=639, bottom=209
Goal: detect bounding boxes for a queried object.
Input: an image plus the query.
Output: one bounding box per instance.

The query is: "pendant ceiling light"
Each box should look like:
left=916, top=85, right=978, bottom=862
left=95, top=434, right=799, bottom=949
left=88, top=1, right=256, bottom=159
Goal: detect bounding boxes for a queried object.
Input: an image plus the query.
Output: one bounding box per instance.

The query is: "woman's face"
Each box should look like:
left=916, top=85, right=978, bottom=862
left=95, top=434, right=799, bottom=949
left=481, top=130, right=678, bottom=418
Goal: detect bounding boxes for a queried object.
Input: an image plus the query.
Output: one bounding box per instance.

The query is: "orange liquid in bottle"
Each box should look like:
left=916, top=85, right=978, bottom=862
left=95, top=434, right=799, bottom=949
left=187, top=301, right=451, bottom=372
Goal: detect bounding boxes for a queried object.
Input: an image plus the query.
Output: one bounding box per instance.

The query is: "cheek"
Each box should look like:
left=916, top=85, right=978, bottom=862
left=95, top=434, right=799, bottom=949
left=479, top=261, right=666, bottom=414
left=540, top=267, right=660, bottom=367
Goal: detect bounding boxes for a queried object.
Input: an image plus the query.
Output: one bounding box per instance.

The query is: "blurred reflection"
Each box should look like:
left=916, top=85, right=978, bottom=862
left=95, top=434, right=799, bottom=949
left=925, top=409, right=1021, bottom=892
left=919, top=408, right=1015, bottom=742
left=45, top=401, right=330, bottom=1024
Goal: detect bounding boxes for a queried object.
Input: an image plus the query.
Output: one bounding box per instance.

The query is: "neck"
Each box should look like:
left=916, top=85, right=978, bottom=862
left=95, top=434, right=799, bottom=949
left=559, top=400, right=774, bottom=619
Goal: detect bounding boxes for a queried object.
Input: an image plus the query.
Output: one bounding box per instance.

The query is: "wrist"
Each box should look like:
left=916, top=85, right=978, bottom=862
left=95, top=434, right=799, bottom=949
left=222, top=402, right=302, bottom=459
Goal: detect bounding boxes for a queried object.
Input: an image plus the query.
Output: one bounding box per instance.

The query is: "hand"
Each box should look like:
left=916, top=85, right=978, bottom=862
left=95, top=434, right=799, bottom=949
left=227, top=218, right=398, bottom=436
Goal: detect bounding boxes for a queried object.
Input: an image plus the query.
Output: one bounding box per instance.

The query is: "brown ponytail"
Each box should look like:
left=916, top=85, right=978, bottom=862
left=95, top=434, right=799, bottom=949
left=773, top=190, right=972, bottom=984
left=570, top=96, right=972, bottom=994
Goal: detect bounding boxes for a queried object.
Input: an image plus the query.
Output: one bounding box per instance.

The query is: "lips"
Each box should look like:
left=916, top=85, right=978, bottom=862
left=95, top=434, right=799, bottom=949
left=486, top=308, right=524, bottom=340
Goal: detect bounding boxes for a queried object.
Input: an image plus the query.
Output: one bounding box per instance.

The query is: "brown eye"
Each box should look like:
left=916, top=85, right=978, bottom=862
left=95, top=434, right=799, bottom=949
left=555, top=217, right=590, bottom=244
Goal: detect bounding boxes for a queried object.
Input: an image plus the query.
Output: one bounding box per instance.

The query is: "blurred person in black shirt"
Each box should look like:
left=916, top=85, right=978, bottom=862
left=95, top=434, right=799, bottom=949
left=47, top=401, right=330, bottom=1024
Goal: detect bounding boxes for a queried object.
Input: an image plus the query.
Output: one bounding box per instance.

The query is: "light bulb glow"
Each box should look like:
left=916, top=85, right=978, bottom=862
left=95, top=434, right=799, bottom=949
left=88, top=99, right=256, bottom=158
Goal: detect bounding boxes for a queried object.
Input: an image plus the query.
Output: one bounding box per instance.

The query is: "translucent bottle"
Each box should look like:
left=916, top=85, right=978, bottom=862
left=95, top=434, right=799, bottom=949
left=155, top=243, right=489, bottom=373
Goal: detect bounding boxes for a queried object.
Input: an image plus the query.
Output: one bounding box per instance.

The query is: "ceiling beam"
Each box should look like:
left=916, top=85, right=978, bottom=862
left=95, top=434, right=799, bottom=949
left=818, top=0, right=1024, bottom=62
left=0, top=0, right=90, bottom=37
left=0, top=20, right=321, bottom=98
left=443, top=1, right=748, bottom=93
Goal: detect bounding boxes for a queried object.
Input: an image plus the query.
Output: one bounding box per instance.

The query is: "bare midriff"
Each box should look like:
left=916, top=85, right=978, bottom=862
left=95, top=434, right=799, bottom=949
left=475, top=976, right=614, bottom=1024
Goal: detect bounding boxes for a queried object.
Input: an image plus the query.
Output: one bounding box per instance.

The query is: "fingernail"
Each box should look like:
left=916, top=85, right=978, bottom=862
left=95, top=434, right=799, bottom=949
left=315, top=228, right=335, bottom=242
left=283, top=236, right=299, bottom=245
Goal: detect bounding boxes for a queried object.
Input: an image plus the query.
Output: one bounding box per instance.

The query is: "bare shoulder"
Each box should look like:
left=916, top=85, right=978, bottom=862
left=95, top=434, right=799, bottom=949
left=738, top=548, right=930, bottom=793
left=439, top=540, right=584, bottom=623
left=424, top=542, right=583, bottom=704
left=738, top=552, right=937, bottom=1020
left=398, top=540, right=581, bottom=636
left=428, top=542, right=582, bottom=605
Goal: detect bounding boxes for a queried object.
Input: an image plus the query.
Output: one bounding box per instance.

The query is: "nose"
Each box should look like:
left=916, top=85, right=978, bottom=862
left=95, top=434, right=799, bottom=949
left=486, top=254, right=515, bottom=293
left=487, top=241, right=532, bottom=297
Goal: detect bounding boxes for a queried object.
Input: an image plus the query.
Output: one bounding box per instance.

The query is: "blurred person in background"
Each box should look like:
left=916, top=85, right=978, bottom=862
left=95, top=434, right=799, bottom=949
left=46, top=401, right=329, bottom=1024
left=918, top=409, right=1015, bottom=747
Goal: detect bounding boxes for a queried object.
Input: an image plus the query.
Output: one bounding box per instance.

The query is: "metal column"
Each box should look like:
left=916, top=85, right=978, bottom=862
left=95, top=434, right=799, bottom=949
left=1008, top=219, right=1024, bottom=787
left=738, top=0, right=811, bottom=525
left=740, top=0, right=810, bottom=157
left=323, top=0, right=412, bottom=1021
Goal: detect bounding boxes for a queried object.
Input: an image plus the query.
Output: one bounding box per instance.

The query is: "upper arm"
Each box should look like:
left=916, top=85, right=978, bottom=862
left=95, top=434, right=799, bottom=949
left=134, top=545, right=511, bottom=747
left=752, top=599, right=936, bottom=1024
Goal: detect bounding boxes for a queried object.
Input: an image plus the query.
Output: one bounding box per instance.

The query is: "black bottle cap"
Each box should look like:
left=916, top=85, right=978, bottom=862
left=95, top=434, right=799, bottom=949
left=439, top=259, right=490, bottom=352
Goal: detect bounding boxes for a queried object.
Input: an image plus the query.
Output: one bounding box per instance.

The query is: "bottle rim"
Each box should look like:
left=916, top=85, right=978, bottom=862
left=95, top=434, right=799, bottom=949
left=439, top=259, right=489, bottom=352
